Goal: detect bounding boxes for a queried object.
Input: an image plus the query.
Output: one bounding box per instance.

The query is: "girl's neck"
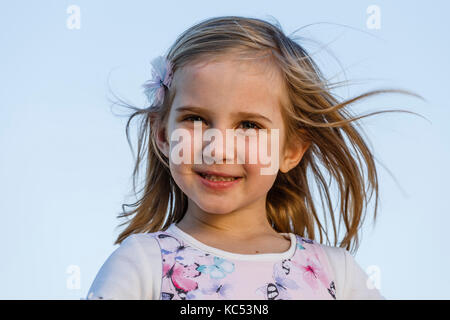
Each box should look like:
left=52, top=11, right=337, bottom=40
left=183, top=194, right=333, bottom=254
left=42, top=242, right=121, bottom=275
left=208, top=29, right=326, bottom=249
left=174, top=214, right=292, bottom=255
left=175, top=208, right=280, bottom=242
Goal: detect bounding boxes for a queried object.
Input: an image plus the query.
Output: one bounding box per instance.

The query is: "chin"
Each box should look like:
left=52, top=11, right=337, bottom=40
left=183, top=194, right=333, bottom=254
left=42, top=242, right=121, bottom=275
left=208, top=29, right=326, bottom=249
left=193, top=198, right=237, bottom=215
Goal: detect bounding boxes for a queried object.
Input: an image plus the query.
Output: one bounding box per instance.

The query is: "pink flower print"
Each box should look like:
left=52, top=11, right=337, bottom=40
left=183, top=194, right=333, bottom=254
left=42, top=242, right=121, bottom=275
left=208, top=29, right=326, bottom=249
left=168, top=262, right=201, bottom=293
left=162, top=253, right=176, bottom=275
left=158, top=233, right=206, bottom=298
left=160, top=245, right=200, bottom=292
left=292, top=257, right=329, bottom=291
left=161, top=258, right=201, bottom=299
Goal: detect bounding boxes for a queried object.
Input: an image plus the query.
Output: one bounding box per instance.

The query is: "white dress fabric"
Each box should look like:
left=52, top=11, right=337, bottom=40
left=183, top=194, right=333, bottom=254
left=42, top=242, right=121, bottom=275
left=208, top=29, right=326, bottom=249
left=86, top=224, right=385, bottom=300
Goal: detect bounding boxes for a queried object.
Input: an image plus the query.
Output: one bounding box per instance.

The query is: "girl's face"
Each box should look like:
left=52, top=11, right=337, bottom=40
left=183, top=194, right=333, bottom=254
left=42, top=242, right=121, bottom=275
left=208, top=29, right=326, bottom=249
left=156, top=56, right=308, bottom=215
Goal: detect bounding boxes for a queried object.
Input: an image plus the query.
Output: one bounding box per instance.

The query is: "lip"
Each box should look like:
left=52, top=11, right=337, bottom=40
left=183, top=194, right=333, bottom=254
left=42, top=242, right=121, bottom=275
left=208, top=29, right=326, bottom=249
left=195, top=170, right=242, bottom=178
left=195, top=171, right=243, bottom=190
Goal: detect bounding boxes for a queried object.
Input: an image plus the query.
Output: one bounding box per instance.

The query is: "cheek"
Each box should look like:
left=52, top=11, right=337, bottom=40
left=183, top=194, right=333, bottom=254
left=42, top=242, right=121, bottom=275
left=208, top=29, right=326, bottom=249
left=244, top=163, right=277, bottom=186
left=167, top=121, right=207, bottom=164
left=167, top=129, right=195, bottom=182
left=241, top=131, right=280, bottom=188
left=168, top=160, right=199, bottom=201
left=241, top=130, right=282, bottom=172
left=168, top=162, right=189, bottom=191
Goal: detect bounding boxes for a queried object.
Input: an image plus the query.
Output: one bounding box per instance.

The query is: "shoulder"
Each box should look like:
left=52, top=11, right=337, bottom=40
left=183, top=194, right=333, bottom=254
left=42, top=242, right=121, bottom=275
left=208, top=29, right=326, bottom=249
left=318, top=243, right=386, bottom=300
left=86, top=232, right=163, bottom=300
left=123, top=232, right=162, bottom=251
left=106, top=232, right=163, bottom=263
left=318, top=243, right=346, bottom=271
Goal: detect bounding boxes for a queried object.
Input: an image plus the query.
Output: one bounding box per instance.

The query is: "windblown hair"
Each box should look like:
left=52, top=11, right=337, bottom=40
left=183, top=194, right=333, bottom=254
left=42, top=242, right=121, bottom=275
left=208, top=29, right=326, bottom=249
left=112, top=16, right=423, bottom=254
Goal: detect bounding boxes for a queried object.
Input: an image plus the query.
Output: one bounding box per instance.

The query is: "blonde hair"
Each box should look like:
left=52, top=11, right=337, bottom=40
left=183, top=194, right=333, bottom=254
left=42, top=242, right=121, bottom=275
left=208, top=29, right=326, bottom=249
left=111, top=16, right=423, bottom=254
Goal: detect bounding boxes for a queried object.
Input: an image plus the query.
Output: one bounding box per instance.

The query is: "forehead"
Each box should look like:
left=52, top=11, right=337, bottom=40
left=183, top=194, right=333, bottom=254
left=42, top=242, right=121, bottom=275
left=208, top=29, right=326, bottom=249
left=171, top=56, right=286, bottom=117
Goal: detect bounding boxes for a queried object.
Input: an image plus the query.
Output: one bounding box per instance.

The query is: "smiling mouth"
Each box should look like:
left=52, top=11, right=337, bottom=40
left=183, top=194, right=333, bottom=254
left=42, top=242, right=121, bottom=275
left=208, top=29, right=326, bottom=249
left=196, top=172, right=242, bottom=182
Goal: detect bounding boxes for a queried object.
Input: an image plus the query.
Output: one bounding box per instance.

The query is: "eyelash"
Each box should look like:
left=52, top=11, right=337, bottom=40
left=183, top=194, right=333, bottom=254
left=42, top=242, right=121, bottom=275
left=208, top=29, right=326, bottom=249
left=182, top=115, right=263, bottom=130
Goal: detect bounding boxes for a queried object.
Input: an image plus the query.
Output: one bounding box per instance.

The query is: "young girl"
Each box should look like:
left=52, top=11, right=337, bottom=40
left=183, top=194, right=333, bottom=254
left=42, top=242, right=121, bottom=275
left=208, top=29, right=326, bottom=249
left=87, top=16, right=419, bottom=300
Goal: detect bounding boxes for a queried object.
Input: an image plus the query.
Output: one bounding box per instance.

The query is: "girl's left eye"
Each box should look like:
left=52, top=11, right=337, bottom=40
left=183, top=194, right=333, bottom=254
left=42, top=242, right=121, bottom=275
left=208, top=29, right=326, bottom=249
left=183, top=115, right=206, bottom=123
left=239, top=121, right=261, bottom=130
left=183, top=116, right=261, bottom=130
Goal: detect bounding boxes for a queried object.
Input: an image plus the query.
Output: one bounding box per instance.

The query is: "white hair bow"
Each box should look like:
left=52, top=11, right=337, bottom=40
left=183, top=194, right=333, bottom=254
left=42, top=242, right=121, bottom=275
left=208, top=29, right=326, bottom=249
left=142, top=55, right=174, bottom=106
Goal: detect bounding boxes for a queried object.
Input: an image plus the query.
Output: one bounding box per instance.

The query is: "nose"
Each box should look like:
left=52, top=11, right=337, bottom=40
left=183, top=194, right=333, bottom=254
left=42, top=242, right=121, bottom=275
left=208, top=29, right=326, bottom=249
left=201, top=125, right=236, bottom=165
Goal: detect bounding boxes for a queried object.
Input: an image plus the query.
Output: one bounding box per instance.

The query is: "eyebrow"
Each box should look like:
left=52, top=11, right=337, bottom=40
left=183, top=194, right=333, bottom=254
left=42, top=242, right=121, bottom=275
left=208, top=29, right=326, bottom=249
left=175, top=105, right=273, bottom=124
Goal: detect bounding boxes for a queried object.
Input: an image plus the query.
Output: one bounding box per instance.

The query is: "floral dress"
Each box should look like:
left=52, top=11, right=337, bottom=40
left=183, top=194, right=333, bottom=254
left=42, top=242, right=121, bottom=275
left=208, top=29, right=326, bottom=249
left=151, top=225, right=337, bottom=300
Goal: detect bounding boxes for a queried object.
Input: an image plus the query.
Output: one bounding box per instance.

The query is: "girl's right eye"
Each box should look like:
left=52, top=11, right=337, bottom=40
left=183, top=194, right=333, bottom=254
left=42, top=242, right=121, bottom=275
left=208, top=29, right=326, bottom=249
left=183, top=115, right=206, bottom=123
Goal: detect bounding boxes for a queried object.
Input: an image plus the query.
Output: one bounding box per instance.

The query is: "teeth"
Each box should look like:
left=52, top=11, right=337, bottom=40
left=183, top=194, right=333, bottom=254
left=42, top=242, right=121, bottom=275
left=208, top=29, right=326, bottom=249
left=201, top=174, right=237, bottom=182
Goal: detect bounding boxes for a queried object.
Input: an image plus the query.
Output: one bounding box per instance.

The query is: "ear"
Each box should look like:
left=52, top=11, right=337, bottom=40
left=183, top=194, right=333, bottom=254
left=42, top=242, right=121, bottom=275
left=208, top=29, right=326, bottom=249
left=279, top=137, right=310, bottom=174
left=153, top=120, right=170, bottom=159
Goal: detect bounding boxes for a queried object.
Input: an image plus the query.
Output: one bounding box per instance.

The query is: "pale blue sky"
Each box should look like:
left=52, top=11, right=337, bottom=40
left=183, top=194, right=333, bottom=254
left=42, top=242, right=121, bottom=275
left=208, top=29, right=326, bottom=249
left=1, top=0, right=449, bottom=299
